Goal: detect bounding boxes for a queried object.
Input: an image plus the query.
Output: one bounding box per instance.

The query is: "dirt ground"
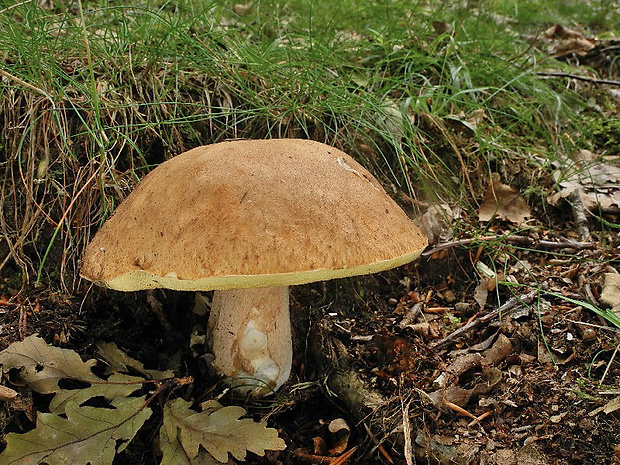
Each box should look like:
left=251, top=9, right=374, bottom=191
left=0, top=219, right=619, bottom=464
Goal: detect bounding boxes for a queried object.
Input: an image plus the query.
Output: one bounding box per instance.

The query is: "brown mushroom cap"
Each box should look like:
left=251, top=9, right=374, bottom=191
left=81, top=139, right=427, bottom=291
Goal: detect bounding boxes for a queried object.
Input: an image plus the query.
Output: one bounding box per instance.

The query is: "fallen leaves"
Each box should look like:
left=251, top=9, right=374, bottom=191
left=291, top=417, right=356, bottom=464
left=161, top=398, right=285, bottom=463
left=0, top=397, right=152, bottom=465
left=544, top=24, right=596, bottom=57
left=0, top=384, right=18, bottom=401
left=591, top=394, right=620, bottom=416
left=413, top=204, right=458, bottom=246
left=478, top=173, right=531, bottom=224
left=97, top=340, right=174, bottom=380
left=549, top=150, right=620, bottom=214
left=0, top=335, right=145, bottom=414
left=0, top=336, right=286, bottom=464
left=600, top=273, right=620, bottom=316
left=427, top=334, right=513, bottom=416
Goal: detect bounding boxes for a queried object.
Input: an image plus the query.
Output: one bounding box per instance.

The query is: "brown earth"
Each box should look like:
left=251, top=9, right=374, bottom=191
left=0, top=219, right=618, bottom=464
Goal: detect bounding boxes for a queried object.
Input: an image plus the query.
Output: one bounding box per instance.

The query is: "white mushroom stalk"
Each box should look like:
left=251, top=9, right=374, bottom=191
left=208, top=287, right=291, bottom=395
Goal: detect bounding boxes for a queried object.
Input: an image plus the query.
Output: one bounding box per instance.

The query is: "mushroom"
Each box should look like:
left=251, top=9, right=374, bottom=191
left=81, top=139, right=428, bottom=394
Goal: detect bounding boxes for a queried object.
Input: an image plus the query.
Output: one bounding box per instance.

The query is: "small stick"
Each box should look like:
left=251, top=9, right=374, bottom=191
left=443, top=400, right=477, bottom=420
left=468, top=410, right=493, bottom=427
left=425, top=306, right=451, bottom=314
left=600, top=343, right=620, bottom=386
left=567, top=188, right=590, bottom=240
left=431, top=290, right=539, bottom=349
left=536, top=71, right=620, bottom=87
left=331, top=447, right=359, bottom=465
left=422, top=234, right=596, bottom=257
left=567, top=319, right=620, bottom=332
left=292, top=446, right=359, bottom=464
left=363, top=423, right=394, bottom=464
left=401, top=397, right=414, bottom=465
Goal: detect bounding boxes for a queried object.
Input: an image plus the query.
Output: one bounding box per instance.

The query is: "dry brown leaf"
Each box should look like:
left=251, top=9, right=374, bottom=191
left=537, top=338, right=554, bottom=364
left=472, top=367, right=503, bottom=395
left=478, top=173, right=531, bottom=224
left=548, top=151, right=620, bottom=213
left=428, top=386, right=472, bottom=409
left=517, top=443, right=550, bottom=465
left=432, top=20, right=452, bottom=35
left=474, top=279, right=489, bottom=309
left=481, top=334, right=514, bottom=366
left=545, top=24, right=583, bottom=40
left=327, top=418, right=350, bottom=456
left=446, top=353, right=483, bottom=377
left=414, top=432, right=480, bottom=465
left=544, top=24, right=596, bottom=57
left=413, top=204, right=458, bottom=245
left=233, top=3, right=253, bottom=16
left=491, top=449, right=518, bottom=465
left=602, top=395, right=620, bottom=414
left=0, top=385, right=18, bottom=401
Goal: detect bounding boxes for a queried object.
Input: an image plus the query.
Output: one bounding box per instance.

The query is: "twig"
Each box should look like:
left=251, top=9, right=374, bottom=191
left=599, top=343, right=620, bottom=386
left=0, top=0, right=34, bottom=14
left=401, top=398, right=413, bottom=465
left=363, top=423, right=394, bottom=464
left=568, top=187, right=590, bottom=240
left=292, top=446, right=359, bottom=464
left=536, top=71, right=620, bottom=87
left=567, top=319, right=620, bottom=333
left=422, top=234, right=596, bottom=257
left=431, top=290, right=539, bottom=349
left=468, top=410, right=493, bottom=427
left=331, top=447, right=359, bottom=465
left=443, top=400, right=477, bottom=420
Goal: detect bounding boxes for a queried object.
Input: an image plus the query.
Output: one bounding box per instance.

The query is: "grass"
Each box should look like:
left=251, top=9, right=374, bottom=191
left=0, top=0, right=617, bottom=289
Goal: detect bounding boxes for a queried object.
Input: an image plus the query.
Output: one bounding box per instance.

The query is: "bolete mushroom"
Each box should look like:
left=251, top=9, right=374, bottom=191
left=81, top=139, right=427, bottom=394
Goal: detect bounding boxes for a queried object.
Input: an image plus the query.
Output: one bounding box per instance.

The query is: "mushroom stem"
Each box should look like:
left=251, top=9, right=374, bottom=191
left=207, top=286, right=291, bottom=394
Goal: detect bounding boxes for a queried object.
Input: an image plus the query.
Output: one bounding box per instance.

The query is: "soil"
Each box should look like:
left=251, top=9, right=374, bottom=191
left=0, top=225, right=619, bottom=464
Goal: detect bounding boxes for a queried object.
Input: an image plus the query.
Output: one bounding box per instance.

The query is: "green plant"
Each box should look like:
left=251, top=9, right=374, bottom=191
left=547, top=291, right=620, bottom=329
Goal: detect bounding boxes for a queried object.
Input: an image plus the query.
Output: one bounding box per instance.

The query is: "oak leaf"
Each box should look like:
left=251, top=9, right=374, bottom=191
left=96, top=340, right=174, bottom=379
left=161, top=398, right=285, bottom=463
left=0, top=335, right=146, bottom=413
left=160, top=427, right=234, bottom=465
left=0, top=396, right=151, bottom=465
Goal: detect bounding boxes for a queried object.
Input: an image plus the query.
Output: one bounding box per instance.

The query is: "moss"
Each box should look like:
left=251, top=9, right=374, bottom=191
left=587, top=118, right=620, bottom=153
